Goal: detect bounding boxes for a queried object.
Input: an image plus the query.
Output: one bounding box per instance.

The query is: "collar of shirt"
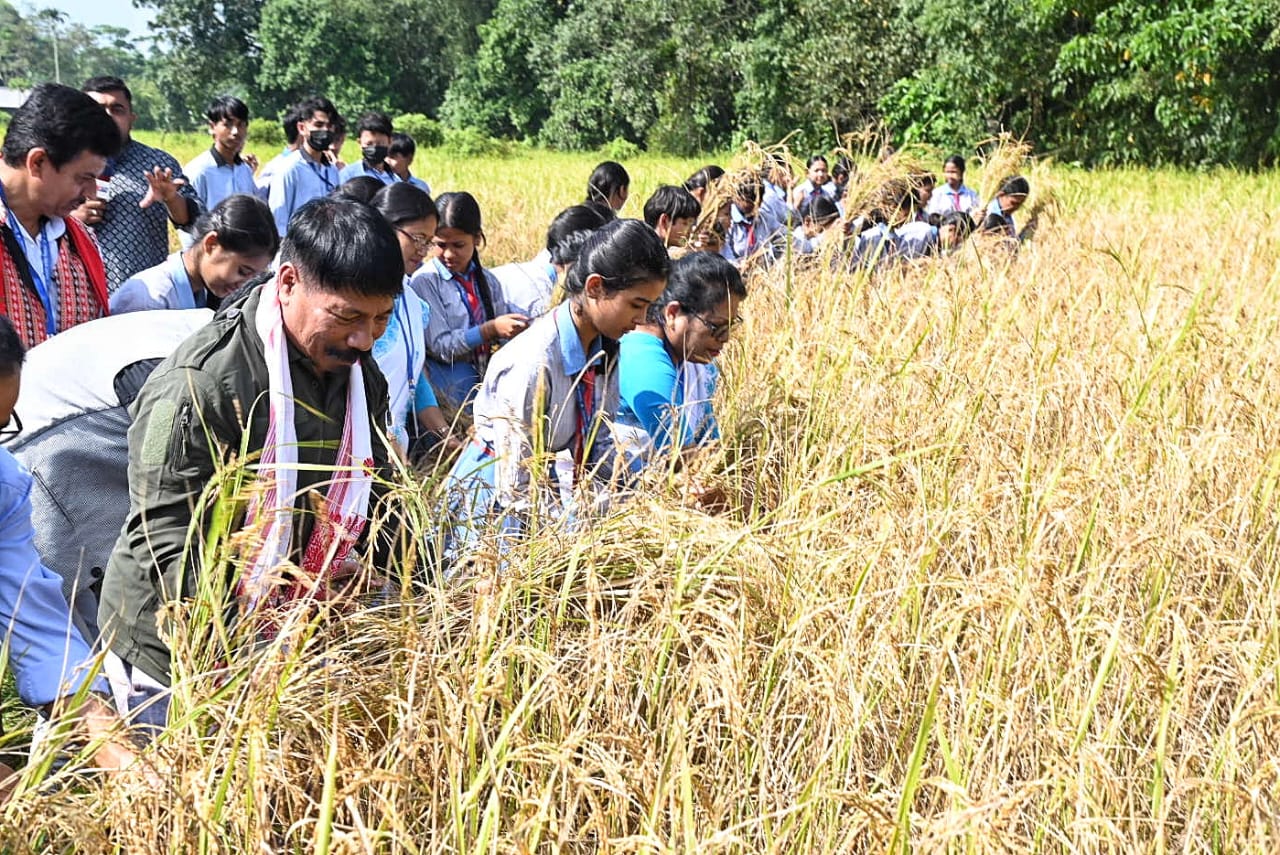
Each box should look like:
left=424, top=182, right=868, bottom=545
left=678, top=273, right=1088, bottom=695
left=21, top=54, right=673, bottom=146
left=553, top=300, right=602, bottom=377
left=167, top=251, right=205, bottom=310
left=209, top=145, right=244, bottom=168
left=730, top=205, right=753, bottom=226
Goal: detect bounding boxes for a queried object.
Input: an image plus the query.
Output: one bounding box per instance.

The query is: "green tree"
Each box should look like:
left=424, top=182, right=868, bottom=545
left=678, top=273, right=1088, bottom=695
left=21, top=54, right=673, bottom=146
left=255, top=0, right=491, bottom=121
left=440, top=0, right=561, bottom=140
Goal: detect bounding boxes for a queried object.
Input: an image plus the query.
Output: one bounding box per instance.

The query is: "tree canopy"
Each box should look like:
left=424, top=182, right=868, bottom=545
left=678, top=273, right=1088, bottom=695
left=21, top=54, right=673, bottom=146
left=6, top=0, right=1280, bottom=164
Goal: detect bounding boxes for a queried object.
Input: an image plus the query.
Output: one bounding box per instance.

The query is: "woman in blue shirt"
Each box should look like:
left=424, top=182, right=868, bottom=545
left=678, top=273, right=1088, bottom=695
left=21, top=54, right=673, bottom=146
left=616, top=251, right=747, bottom=469
left=109, top=194, right=277, bottom=314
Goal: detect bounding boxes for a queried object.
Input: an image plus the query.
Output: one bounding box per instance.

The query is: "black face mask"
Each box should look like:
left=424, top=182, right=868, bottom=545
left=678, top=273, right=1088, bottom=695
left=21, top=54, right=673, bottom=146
left=307, top=129, right=334, bottom=153
left=361, top=144, right=389, bottom=166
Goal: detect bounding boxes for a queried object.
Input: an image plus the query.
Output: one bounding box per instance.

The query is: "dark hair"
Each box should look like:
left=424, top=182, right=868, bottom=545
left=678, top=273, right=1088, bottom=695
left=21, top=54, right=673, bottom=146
left=999, top=175, right=1030, bottom=197
left=295, top=96, right=337, bottom=132
left=564, top=219, right=669, bottom=297
left=81, top=75, right=132, bottom=106
left=280, top=103, right=304, bottom=145
left=913, top=172, right=936, bottom=189
left=832, top=157, right=852, bottom=179
left=806, top=154, right=828, bottom=170
left=206, top=95, right=249, bottom=124
left=330, top=113, right=347, bottom=138
left=280, top=197, right=404, bottom=299
left=642, top=185, right=700, bottom=229
left=371, top=182, right=436, bottom=228
left=648, top=251, right=745, bottom=324
left=546, top=204, right=613, bottom=266
left=435, top=191, right=496, bottom=320
left=388, top=132, right=416, bottom=158
left=944, top=154, right=966, bottom=173
left=2, top=83, right=121, bottom=168
left=356, top=112, right=393, bottom=138
left=193, top=194, right=278, bottom=259
left=939, top=210, right=975, bottom=239
left=586, top=161, right=630, bottom=206
left=802, top=194, right=840, bottom=226
left=732, top=175, right=764, bottom=207
left=0, top=315, right=25, bottom=376
left=684, top=164, right=724, bottom=193
left=332, top=175, right=385, bottom=204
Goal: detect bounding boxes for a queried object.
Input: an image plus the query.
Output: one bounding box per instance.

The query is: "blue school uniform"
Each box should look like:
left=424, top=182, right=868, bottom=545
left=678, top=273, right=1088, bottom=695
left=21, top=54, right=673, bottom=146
left=895, top=221, right=938, bottom=259
left=409, top=256, right=509, bottom=414
left=109, top=252, right=205, bottom=313
left=268, top=149, right=340, bottom=236
left=372, top=285, right=437, bottom=450
left=339, top=161, right=397, bottom=186
left=491, top=249, right=557, bottom=319
left=446, top=301, right=619, bottom=559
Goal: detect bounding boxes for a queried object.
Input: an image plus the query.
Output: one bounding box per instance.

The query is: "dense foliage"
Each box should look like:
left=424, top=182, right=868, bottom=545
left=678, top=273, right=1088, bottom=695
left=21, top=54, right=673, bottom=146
left=4, top=0, right=1280, bottom=163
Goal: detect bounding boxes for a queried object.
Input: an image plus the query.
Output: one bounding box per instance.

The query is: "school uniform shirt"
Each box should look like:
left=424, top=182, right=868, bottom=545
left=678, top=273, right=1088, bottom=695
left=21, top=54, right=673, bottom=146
left=181, top=147, right=258, bottom=249
left=0, top=446, right=111, bottom=707
left=410, top=256, right=509, bottom=412
left=268, top=149, right=340, bottom=236
left=91, top=138, right=204, bottom=291
left=851, top=223, right=901, bottom=270
left=492, top=249, right=557, bottom=319
left=792, top=226, right=829, bottom=256
left=895, top=221, right=938, bottom=259
left=793, top=179, right=838, bottom=205
left=446, top=300, right=620, bottom=551
left=339, top=161, right=397, bottom=186
left=982, top=198, right=1017, bottom=237
left=254, top=147, right=293, bottom=199
left=925, top=183, right=981, bottom=217
left=109, top=252, right=206, bottom=314
left=615, top=330, right=719, bottom=468
left=6, top=309, right=213, bottom=645
left=761, top=180, right=791, bottom=235
left=720, top=204, right=775, bottom=266
left=372, top=286, right=437, bottom=450
left=395, top=173, right=432, bottom=195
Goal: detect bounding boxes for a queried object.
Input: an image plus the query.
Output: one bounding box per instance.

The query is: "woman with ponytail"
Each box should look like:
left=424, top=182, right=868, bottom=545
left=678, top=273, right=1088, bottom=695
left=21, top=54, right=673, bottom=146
left=410, top=191, right=528, bottom=417
left=445, top=218, right=669, bottom=560
left=109, top=193, right=277, bottom=313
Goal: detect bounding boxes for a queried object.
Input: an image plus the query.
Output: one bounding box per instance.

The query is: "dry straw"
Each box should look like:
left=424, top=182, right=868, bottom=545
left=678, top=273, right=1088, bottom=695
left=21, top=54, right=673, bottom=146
left=3, top=148, right=1280, bottom=852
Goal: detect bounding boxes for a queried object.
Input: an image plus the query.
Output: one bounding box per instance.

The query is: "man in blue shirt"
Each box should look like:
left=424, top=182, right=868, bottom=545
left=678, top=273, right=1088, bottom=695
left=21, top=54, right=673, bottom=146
left=181, top=96, right=258, bottom=249
left=254, top=102, right=303, bottom=199
left=386, top=132, right=432, bottom=195
left=267, top=96, right=341, bottom=236
left=72, top=76, right=203, bottom=291
left=338, top=112, right=395, bottom=186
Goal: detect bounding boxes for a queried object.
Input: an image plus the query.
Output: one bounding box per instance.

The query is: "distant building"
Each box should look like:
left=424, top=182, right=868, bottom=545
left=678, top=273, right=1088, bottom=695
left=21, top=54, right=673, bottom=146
left=0, top=87, right=31, bottom=113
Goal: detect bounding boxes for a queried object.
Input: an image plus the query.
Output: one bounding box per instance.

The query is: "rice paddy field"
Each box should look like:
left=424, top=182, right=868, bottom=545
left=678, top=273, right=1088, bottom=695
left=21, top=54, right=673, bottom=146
left=4, top=130, right=1280, bottom=852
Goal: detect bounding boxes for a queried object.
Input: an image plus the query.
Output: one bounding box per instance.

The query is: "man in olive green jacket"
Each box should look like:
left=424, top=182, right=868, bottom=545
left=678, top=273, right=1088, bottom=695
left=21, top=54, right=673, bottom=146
left=98, top=197, right=406, bottom=730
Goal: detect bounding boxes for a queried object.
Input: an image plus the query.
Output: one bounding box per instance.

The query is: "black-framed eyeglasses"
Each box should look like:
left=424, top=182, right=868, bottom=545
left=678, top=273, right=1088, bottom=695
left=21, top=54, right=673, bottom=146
left=0, top=411, right=22, bottom=439
left=690, top=312, right=741, bottom=341
left=396, top=227, right=432, bottom=253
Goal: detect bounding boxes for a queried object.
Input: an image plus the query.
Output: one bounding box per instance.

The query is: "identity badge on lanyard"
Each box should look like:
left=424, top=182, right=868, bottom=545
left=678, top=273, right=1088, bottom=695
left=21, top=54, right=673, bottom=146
left=0, top=182, right=57, bottom=335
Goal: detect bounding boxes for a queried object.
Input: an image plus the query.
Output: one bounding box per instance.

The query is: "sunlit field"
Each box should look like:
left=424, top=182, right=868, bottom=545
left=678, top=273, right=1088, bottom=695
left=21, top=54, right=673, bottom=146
left=4, top=131, right=1280, bottom=852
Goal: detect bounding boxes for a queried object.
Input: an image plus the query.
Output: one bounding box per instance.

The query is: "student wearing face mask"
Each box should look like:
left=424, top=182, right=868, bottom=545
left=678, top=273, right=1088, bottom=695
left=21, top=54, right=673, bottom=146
left=267, top=96, right=342, bottom=236
left=339, top=112, right=395, bottom=187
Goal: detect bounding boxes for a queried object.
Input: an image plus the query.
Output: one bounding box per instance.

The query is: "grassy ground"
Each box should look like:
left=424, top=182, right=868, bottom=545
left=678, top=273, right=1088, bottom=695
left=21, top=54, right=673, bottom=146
left=5, top=137, right=1280, bottom=851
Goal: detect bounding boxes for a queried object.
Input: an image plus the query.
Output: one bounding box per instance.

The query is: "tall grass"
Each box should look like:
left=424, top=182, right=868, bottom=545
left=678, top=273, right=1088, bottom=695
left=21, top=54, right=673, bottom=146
left=5, top=150, right=1280, bottom=851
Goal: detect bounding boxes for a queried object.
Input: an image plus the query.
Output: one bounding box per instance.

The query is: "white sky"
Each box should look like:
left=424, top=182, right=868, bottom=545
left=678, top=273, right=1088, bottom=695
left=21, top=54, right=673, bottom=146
left=30, top=0, right=156, bottom=42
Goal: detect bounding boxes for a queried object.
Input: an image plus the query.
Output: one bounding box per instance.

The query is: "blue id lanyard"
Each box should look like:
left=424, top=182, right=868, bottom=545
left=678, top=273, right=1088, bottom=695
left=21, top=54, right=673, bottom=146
left=0, top=181, right=57, bottom=334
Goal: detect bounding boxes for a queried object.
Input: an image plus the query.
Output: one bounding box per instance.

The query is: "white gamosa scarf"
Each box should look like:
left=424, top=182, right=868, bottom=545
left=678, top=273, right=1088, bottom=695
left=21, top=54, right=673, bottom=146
left=237, top=277, right=375, bottom=617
